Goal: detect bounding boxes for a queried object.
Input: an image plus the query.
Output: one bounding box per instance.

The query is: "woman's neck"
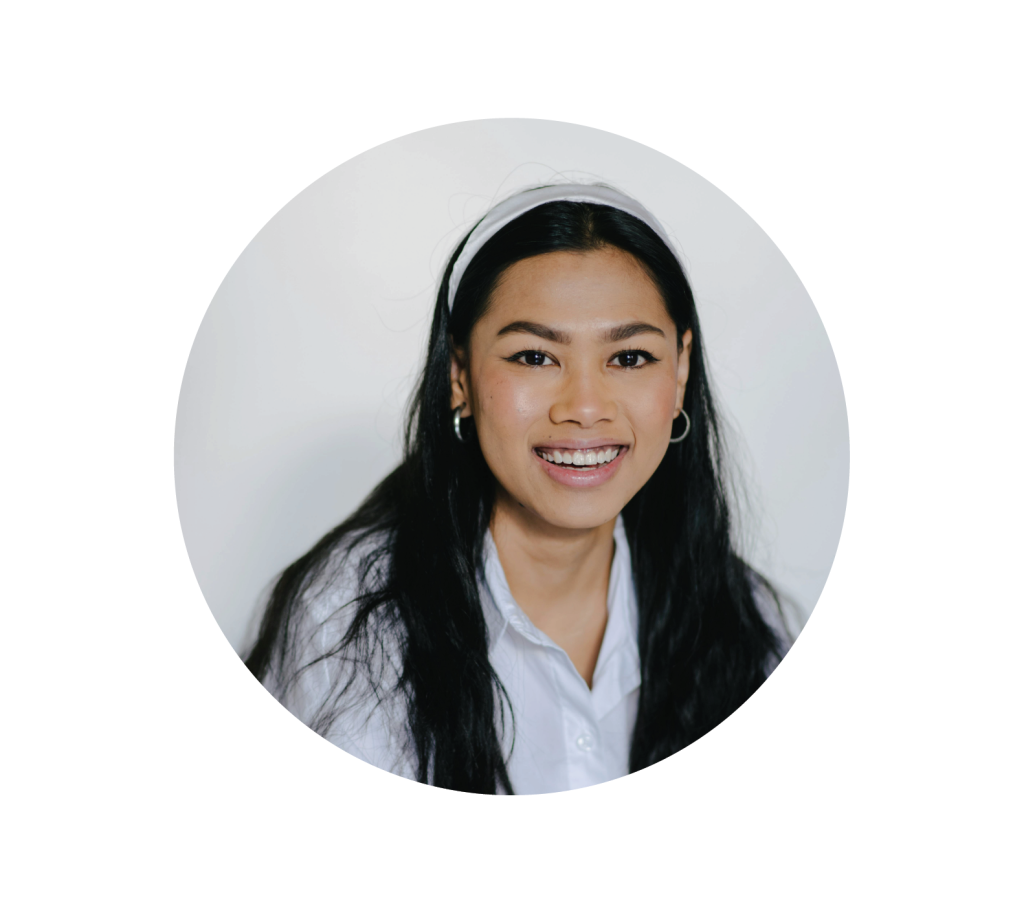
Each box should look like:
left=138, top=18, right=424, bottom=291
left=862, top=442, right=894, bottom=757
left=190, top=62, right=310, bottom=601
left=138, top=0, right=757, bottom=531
left=490, top=488, right=616, bottom=687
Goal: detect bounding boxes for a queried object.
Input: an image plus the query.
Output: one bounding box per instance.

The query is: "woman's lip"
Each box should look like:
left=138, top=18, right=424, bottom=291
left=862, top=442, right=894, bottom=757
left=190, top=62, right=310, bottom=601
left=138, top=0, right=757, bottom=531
left=532, top=445, right=627, bottom=489
left=533, top=439, right=629, bottom=451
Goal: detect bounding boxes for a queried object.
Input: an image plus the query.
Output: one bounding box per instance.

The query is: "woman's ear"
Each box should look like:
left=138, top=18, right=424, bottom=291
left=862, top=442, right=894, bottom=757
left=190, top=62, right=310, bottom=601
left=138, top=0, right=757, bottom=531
left=674, top=329, right=694, bottom=417
left=450, top=346, right=472, bottom=415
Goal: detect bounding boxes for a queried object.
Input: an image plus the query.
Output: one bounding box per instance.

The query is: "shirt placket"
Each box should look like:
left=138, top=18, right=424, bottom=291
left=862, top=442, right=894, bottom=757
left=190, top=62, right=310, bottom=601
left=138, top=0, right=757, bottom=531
left=554, top=650, right=608, bottom=790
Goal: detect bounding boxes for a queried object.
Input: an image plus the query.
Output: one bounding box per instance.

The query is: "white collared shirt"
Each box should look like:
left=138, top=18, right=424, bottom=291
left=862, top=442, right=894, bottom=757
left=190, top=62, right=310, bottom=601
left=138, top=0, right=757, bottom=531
left=276, top=517, right=641, bottom=795
left=479, top=516, right=641, bottom=794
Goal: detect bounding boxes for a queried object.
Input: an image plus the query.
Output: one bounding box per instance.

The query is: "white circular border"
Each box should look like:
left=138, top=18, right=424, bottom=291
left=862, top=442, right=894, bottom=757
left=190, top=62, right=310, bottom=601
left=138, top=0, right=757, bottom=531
left=146, top=89, right=880, bottom=822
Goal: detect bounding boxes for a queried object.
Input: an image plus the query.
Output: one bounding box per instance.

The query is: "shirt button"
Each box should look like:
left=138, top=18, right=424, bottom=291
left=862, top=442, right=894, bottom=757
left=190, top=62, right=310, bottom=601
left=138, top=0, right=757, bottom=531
left=576, top=732, right=595, bottom=752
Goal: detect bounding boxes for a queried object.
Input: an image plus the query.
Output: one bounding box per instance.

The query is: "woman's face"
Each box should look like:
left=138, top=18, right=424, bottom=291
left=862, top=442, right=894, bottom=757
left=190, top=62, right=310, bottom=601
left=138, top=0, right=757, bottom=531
left=451, top=245, right=693, bottom=532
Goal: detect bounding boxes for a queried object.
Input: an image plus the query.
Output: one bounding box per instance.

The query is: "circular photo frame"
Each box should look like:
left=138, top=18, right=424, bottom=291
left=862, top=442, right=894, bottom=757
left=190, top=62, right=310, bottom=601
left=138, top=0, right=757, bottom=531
left=146, top=91, right=880, bottom=818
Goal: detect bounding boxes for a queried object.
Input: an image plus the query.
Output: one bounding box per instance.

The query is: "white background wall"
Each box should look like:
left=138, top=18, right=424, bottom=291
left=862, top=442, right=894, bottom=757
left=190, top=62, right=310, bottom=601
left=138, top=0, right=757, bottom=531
left=175, top=119, right=849, bottom=651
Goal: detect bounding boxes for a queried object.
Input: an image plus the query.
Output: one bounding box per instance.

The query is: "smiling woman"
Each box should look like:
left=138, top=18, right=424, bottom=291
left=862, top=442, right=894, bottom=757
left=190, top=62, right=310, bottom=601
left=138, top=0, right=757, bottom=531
left=453, top=248, right=693, bottom=689
left=244, top=184, right=791, bottom=794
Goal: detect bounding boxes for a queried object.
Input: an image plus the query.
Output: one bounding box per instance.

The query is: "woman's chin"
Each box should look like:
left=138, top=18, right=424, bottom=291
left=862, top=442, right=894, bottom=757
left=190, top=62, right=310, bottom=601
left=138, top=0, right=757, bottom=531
left=507, top=490, right=627, bottom=534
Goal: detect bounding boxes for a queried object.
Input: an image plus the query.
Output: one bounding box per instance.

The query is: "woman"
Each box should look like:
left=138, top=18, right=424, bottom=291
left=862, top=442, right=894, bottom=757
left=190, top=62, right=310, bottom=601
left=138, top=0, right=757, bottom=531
left=245, top=183, right=791, bottom=794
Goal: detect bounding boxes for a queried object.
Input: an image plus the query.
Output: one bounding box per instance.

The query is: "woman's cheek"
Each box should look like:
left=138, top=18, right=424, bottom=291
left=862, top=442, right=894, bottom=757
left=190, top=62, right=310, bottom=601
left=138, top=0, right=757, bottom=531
left=629, top=378, right=677, bottom=439
left=477, top=367, right=542, bottom=429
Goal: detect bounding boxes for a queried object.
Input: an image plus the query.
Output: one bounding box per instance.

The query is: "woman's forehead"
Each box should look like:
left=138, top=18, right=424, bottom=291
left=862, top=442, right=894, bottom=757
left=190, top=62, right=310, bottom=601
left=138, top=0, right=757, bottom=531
left=480, top=247, right=671, bottom=335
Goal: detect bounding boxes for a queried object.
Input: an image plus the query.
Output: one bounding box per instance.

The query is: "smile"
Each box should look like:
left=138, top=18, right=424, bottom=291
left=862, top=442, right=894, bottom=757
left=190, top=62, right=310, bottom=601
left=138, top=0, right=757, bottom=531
left=532, top=443, right=629, bottom=489
left=534, top=446, right=621, bottom=469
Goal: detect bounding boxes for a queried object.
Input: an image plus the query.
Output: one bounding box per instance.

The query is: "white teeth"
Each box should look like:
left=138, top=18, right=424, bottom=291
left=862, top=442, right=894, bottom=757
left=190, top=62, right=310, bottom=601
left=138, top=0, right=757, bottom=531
left=538, top=446, right=622, bottom=467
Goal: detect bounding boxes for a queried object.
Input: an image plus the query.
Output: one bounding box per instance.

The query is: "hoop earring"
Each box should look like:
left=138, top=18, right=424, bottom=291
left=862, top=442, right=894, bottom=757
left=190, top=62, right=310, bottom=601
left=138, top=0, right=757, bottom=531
left=669, top=408, right=691, bottom=444
left=452, top=405, right=465, bottom=443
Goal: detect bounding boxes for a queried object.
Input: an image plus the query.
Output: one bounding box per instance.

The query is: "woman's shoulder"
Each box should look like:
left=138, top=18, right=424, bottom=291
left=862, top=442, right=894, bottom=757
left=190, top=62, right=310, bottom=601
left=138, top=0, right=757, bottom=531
left=265, top=527, right=417, bottom=778
left=745, top=568, right=796, bottom=674
left=284, top=526, right=403, bottom=672
left=293, top=527, right=391, bottom=622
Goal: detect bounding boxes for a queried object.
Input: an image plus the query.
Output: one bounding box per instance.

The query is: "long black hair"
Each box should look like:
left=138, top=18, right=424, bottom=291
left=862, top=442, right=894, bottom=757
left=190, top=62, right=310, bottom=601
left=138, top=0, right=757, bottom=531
left=245, top=195, right=784, bottom=793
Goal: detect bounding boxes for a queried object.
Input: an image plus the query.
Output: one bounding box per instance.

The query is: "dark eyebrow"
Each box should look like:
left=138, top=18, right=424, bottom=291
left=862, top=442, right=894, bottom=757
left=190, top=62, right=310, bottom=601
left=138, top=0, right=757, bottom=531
left=494, top=320, right=666, bottom=345
left=495, top=321, right=572, bottom=345
left=604, top=322, right=666, bottom=343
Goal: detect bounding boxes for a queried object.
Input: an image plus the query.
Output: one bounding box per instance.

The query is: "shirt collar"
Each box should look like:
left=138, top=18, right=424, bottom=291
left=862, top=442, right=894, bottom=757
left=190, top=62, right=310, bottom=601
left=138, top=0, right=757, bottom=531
left=478, top=517, right=641, bottom=704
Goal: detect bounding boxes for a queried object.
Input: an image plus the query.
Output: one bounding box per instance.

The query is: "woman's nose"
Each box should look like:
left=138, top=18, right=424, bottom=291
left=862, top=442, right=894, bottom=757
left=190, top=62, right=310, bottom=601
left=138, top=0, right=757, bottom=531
left=548, top=367, right=617, bottom=428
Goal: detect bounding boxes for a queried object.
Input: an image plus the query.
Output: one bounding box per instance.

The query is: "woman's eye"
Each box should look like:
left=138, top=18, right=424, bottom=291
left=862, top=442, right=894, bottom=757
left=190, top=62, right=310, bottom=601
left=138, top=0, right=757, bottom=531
left=516, top=351, right=553, bottom=367
left=611, top=350, right=654, bottom=368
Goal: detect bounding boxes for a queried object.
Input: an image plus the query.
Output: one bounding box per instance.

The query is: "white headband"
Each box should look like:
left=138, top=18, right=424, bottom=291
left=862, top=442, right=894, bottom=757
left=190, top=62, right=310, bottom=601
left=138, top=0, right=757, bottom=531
left=446, top=183, right=679, bottom=312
